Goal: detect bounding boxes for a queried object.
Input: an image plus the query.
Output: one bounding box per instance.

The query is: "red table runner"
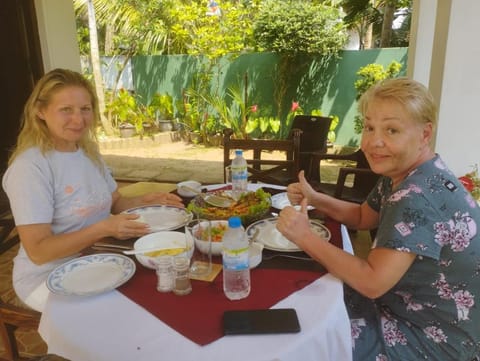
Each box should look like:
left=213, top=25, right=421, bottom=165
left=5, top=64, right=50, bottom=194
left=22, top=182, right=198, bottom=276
left=118, top=219, right=341, bottom=346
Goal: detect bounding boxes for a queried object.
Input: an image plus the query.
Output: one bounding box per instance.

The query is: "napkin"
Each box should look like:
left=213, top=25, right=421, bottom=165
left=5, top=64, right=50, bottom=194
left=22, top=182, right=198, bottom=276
left=188, top=262, right=222, bottom=282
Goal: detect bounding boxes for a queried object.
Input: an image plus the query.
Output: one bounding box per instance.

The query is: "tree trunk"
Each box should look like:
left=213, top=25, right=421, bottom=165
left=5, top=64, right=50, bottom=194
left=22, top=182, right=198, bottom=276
left=87, top=0, right=114, bottom=135
left=104, top=22, right=114, bottom=55
left=380, top=1, right=396, bottom=48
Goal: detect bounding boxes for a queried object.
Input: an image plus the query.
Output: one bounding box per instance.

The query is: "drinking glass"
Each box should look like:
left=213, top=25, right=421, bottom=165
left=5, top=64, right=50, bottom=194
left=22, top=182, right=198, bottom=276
left=184, top=218, right=212, bottom=276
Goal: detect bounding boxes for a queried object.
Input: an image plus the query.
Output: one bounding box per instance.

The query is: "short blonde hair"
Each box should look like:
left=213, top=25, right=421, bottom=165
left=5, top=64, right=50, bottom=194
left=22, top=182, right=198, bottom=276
left=8, top=68, right=102, bottom=167
left=358, top=77, right=437, bottom=129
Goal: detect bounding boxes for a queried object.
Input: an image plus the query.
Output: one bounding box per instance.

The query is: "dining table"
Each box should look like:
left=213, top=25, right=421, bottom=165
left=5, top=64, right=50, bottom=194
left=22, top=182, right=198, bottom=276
left=38, top=182, right=353, bottom=361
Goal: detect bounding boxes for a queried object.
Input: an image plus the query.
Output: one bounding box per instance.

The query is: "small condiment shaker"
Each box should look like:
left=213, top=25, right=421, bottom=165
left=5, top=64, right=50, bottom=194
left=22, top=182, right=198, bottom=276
left=173, top=256, right=192, bottom=296
left=155, top=256, right=174, bottom=293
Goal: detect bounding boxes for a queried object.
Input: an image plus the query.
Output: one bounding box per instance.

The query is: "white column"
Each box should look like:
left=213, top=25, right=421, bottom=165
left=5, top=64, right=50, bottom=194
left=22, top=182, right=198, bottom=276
left=409, top=0, right=480, bottom=175
left=34, top=0, right=81, bottom=72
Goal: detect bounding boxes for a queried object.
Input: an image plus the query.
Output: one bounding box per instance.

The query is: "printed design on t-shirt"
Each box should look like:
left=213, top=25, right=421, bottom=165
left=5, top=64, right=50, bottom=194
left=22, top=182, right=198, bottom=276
left=387, top=184, right=422, bottom=203
left=433, top=211, right=477, bottom=252
left=63, top=183, right=111, bottom=217
left=432, top=273, right=475, bottom=321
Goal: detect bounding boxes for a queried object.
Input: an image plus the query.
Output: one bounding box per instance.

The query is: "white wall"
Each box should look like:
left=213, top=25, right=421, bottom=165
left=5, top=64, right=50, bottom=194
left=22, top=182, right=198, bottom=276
left=35, top=0, right=81, bottom=72
left=435, top=0, right=480, bottom=175
left=409, top=0, right=480, bottom=176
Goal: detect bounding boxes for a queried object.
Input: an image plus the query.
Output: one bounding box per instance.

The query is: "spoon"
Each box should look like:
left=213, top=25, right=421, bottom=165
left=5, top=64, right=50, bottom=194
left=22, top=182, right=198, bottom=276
left=123, top=246, right=187, bottom=256
left=179, top=185, right=236, bottom=208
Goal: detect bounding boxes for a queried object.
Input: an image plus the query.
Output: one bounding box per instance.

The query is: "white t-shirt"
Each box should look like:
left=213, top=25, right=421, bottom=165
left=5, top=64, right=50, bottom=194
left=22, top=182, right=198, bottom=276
left=2, top=147, right=117, bottom=307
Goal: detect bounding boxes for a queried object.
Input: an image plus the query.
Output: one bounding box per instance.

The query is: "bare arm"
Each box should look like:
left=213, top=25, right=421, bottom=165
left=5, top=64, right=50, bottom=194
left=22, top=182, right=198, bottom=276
left=287, top=170, right=379, bottom=230
left=17, top=212, right=149, bottom=265
left=277, top=201, right=416, bottom=298
left=18, top=188, right=185, bottom=265
left=110, top=189, right=184, bottom=214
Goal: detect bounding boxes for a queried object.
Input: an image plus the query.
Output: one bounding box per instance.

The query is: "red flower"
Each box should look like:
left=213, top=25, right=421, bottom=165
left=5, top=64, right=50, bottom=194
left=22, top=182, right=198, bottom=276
left=291, top=101, right=300, bottom=112
left=459, top=176, right=474, bottom=192
left=250, top=104, right=258, bottom=113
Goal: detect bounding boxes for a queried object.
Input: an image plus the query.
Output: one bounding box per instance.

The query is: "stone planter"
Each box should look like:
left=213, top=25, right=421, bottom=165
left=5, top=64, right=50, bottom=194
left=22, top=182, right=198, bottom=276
left=157, top=120, right=173, bottom=132
left=188, top=131, right=203, bottom=144
left=207, top=134, right=223, bottom=147
left=118, top=124, right=136, bottom=138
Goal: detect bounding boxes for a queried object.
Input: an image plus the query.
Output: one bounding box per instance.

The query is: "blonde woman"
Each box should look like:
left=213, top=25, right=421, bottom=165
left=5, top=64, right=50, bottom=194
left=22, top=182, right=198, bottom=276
left=2, top=69, right=183, bottom=312
left=278, top=78, right=480, bottom=360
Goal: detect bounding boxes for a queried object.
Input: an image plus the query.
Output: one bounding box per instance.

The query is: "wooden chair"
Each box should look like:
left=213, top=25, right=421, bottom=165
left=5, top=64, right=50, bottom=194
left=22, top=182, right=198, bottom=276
left=307, top=148, right=380, bottom=204
left=0, top=186, right=45, bottom=361
left=0, top=189, right=19, bottom=255
left=290, top=115, right=333, bottom=174
left=0, top=299, right=42, bottom=361
left=223, top=128, right=302, bottom=186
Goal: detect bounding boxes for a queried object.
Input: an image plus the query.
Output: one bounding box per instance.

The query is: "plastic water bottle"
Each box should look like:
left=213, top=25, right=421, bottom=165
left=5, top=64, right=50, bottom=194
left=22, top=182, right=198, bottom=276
left=222, top=216, right=250, bottom=300
left=231, top=149, right=248, bottom=198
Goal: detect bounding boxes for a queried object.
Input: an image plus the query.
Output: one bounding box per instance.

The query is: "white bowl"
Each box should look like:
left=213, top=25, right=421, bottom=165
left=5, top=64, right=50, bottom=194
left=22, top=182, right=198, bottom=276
left=177, top=180, right=202, bottom=197
left=134, top=231, right=194, bottom=269
left=193, top=220, right=228, bottom=256
left=249, top=242, right=264, bottom=269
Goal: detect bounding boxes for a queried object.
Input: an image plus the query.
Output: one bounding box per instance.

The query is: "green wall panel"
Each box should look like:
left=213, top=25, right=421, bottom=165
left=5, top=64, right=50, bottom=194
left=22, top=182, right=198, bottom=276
left=131, top=48, right=408, bottom=147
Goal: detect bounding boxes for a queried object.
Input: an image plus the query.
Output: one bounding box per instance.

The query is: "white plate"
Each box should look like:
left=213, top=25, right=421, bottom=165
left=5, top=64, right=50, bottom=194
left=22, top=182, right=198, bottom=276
left=46, top=254, right=136, bottom=296
left=246, top=217, right=330, bottom=252
left=123, top=205, right=192, bottom=232
left=270, top=192, right=314, bottom=211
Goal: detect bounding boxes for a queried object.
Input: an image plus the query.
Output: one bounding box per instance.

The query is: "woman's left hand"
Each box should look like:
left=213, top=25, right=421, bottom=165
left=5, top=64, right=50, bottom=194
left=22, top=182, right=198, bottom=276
left=141, top=192, right=184, bottom=208
left=276, top=198, right=313, bottom=247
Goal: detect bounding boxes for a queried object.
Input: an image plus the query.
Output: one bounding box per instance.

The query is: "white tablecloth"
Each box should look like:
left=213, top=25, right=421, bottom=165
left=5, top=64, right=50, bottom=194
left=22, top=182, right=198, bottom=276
left=39, top=213, right=353, bottom=361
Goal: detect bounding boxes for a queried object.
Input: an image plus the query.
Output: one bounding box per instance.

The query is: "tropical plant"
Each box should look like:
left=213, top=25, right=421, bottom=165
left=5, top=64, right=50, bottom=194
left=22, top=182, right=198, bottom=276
left=341, top=0, right=412, bottom=49
left=105, top=89, right=142, bottom=131
left=254, top=1, right=348, bottom=55
left=353, top=60, right=403, bottom=133
left=148, top=93, right=174, bottom=120
left=245, top=116, right=281, bottom=139
left=105, top=89, right=157, bottom=136
left=253, top=0, right=348, bottom=125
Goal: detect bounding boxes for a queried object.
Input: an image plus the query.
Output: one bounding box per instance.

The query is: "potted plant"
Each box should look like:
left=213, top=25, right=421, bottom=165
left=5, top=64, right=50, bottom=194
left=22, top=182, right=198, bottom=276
left=205, top=116, right=224, bottom=146
left=106, top=89, right=147, bottom=138
left=149, top=93, right=174, bottom=132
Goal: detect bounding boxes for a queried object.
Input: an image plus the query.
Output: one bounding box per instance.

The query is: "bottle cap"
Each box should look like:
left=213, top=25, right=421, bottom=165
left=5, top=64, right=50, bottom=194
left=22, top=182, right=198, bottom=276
left=235, top=149, right=243, bottom=156
left=228, top=216, right=242, bottom=228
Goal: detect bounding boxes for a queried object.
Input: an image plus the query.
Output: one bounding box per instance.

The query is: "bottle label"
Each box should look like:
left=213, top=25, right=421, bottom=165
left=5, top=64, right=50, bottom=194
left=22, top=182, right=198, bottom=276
left=224, top=247, right=249, bottom=256
left=231, top=166, right=248, bottom=181
left=223, top=249, right=249, bottom=270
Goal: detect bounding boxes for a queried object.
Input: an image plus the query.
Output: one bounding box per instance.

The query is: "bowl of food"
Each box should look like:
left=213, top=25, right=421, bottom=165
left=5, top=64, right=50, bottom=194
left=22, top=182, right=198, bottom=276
left=190, top=219, right=228, bottom=256
left=133, top=231, right=194, bottom=269
left=187, top=188, right=271, bottom=225
left=177, top=180, right=202, bottom=198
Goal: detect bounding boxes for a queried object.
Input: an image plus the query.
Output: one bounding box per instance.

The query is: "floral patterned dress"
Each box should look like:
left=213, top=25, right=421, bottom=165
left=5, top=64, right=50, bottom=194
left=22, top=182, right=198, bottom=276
left=345, top=155, right=480, bottom=361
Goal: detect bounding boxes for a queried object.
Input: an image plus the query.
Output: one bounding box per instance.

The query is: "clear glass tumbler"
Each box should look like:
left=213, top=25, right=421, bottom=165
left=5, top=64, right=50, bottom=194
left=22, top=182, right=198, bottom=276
left=185, top=218, right=212, bottom=277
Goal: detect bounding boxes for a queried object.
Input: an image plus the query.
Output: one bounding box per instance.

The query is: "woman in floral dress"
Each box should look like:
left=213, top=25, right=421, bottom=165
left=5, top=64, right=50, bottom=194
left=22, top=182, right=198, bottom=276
left=277, top=78, right=480, bottom=360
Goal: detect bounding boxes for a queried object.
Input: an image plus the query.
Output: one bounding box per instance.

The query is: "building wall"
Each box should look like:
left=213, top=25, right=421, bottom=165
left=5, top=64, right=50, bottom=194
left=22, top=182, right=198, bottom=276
left=34, top=0, right=81, bottom=71
left=409, top=0, right=480, bottom=175
left=131, top=48, right=408, bottom=147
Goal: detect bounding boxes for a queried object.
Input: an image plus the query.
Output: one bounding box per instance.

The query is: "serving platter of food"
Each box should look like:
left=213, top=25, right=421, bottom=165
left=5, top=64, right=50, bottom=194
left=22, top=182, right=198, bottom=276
left=187, top=188, right=271, bottom=224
